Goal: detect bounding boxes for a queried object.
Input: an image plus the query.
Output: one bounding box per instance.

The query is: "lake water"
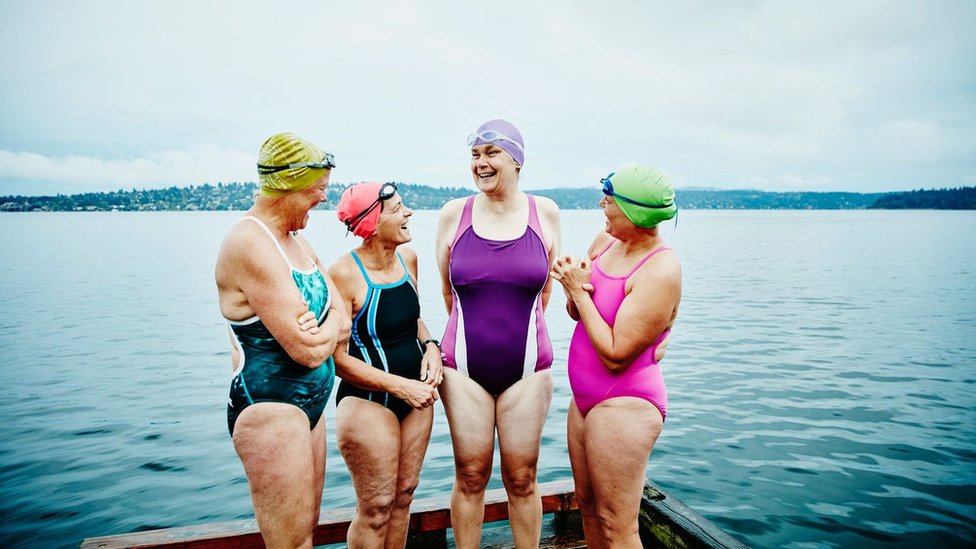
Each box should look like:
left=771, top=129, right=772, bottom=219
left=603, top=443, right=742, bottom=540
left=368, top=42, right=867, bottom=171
left=0, top=209, right=974, bottom=549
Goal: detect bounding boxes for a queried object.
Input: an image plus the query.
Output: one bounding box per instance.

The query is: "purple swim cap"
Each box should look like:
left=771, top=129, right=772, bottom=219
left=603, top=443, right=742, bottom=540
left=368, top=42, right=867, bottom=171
left=468, top=119, right=525, bottom=166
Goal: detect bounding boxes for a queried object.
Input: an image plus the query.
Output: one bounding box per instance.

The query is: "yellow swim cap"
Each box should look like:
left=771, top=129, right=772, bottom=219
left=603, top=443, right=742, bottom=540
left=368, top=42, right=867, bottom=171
left=256, top=132, right=333, bottom=197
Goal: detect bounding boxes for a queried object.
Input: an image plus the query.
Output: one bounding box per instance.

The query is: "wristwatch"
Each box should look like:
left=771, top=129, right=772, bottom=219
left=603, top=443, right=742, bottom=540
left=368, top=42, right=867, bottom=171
left=422, top=338, right=441, bottom=350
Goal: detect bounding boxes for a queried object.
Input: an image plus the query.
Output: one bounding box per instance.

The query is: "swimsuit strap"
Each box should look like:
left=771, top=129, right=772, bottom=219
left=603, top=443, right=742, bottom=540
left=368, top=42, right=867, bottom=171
left=594, top=240, right=616, bottom=261
left=350, top=250, right=409, bottom=288
left=625, top=246, right=673, bottom=278
left=240, top=215, right=297, bottom=271
left=450, top=195, right=477, bottom=249
left=526, top=194, right=543, bottom=239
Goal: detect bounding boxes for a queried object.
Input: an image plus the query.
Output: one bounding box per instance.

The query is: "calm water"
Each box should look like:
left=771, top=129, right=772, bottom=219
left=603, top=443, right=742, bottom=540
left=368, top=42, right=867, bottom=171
left=0, top=209, right=974, bottom=549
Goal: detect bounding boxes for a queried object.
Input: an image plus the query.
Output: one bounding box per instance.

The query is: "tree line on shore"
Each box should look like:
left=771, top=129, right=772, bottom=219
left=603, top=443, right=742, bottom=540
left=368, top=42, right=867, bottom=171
left=1, top=182, right=974, bottom=212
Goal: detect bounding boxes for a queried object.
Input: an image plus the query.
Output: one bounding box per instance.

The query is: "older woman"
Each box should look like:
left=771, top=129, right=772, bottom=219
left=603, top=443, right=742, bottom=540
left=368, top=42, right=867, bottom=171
left=329, top=182, right=443, bottom=549
left=551, top=165, right=681, bottom=549
left=434, top=119, right=561, bottom=549
left=215, top=132, right=349, bottom=549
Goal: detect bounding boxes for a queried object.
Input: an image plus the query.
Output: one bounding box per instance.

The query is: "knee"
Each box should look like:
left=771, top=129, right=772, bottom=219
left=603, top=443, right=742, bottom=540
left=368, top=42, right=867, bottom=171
left=359, top=493, right=395, bottom=530
left=393, top=481, right=418, bottom=510
left=454, top=464, right=490, bottom=495
left=501, top=466, right=537, bottom=499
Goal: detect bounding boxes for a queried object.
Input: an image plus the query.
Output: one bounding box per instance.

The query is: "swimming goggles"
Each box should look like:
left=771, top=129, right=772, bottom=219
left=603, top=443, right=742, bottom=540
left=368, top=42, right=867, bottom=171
left=257, top=152, right=336, bottom=174
left=466, top=130, right=524, bottom=152
left=601, top=172, right=675, bottom=209
left=345, top=182, right=398, bottom=235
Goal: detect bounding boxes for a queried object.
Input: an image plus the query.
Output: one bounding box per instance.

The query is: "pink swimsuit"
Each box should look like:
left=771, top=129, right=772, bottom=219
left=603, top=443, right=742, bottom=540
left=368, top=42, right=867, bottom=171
left=568, top=241, right=672, bottom=419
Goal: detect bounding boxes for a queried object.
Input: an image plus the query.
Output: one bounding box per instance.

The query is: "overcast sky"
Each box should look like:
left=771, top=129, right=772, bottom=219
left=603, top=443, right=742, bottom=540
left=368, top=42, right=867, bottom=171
left=1, top=0, right=973, bottom=195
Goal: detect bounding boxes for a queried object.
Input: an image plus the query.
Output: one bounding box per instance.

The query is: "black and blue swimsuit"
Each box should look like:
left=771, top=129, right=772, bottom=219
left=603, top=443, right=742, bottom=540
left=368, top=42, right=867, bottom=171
left=226, top=216, right=335, bottom=435
left=336, top=251, right=424, bottom=422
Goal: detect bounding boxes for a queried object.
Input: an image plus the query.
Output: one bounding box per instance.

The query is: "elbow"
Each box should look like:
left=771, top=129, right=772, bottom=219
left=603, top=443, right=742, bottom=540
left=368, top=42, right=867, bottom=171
left=294, top=343, right=337, bottom=369
left=599, top=352, right=632, bottom=372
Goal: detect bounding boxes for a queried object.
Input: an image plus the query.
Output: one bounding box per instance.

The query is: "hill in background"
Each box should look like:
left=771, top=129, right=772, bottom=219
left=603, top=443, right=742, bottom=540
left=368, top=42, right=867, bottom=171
left=1, top=182, right=974, bottom=212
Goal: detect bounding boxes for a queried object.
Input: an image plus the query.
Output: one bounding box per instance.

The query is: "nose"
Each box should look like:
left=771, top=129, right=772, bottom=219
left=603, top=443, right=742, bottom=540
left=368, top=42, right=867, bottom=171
left=404, top=207, right=413, bottom=217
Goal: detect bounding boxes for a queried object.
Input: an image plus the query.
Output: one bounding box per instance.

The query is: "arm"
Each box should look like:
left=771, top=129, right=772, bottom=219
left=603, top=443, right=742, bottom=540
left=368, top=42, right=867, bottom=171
left=402, top=247, right=444, bottom=387
left=434, top=199, right=464, bottom=314
left=536, top=196, right=562, bottom=311
left=552, top=232, right=610, bottom=321
left=328, top=255, right=438, bottom=409
left=217, top=227, right=346, bottom=368
left=559, top=250, right=681, bottom=372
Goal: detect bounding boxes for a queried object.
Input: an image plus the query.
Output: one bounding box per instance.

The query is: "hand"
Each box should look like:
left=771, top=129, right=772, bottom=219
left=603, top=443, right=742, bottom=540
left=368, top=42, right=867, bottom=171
left=420, top=345, right=444, bottom=388
left=297, top=310, right=320, bottom=334
left=551, top=256, right=593, bottom=297
left=394, top=378, right=438, bottom=409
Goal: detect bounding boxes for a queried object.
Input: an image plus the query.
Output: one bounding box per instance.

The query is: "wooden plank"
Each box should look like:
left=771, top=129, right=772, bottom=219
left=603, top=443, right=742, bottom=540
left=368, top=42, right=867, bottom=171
left=80, top=479, right=577, bottom=549
left=638, top=479, right=750, bottom=549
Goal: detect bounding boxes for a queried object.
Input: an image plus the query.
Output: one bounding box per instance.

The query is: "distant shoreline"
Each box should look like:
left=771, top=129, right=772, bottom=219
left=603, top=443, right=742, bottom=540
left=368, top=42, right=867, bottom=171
left=2, top=182, right=974, bottom=212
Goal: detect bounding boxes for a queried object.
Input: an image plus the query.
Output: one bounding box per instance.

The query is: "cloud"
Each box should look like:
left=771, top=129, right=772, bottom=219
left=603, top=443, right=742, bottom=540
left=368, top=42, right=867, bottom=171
left=0, top=145, right=254, bottom=191
left=0, top=1, right=973, bottom=194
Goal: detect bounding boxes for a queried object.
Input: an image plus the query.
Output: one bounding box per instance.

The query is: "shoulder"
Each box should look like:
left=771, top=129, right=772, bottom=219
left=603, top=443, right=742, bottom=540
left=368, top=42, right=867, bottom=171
left=633, top=247, right=682, bottom=287
left=530, top=194, right=560, bottom=214
left=218, top=220, right=277, bottom=270
left=435, top=197, right=469, bottom=242
left=532, top=195, right=561, bottom=225
left=587, top=232, right=614, bottom=259
left=438, top=196, right=468, bottom=221
left=398, top=246, right=420, bottom=279
left=398, top=245, right=418, bottom=265
left=327, top=253, right=360, bottom=285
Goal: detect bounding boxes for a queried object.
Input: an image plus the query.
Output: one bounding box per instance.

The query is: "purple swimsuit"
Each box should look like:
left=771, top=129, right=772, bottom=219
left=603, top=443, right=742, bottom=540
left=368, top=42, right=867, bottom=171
left=442, top=195, right=553, bottom=396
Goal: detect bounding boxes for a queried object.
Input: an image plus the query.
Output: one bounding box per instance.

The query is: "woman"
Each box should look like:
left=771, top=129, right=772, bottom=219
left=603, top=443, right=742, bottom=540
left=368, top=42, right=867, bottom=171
left=550, top=165, right=681, bottom=549
left=434, top=119, right=561, bottom=549
left=215, top=132, right=349, bottom=549
left=329, top=182, right=444, bottom=549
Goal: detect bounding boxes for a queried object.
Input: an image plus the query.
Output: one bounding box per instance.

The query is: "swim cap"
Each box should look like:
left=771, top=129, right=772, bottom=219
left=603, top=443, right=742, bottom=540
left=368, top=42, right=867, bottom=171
left=256, top=132, right=331, bottom=197
left=337, top=182, right=384, bottom=238
left=469, top=119, right=524, bottom=166
left=606, top=165, right=677, bottom=228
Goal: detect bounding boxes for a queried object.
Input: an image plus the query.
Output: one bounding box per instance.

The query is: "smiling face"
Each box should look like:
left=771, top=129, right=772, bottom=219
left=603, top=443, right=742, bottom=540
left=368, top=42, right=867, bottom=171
left=286, top=172, right=330, bottom=231
left=373, top=192, right=413, bottom=244
left=470, top=144, right=519, bottom=193
left=600, top=192, right=632, bottom=237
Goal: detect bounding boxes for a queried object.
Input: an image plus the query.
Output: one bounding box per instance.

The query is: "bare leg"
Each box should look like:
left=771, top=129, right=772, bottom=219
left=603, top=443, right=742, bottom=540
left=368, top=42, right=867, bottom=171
left=438, top=369, right=497, bottom=549
left=386, top=406, right=434, bottom=549
left=567, top=399, right=605, bottom=549
left=584, top=398, right=663, bottom=549
left=311, top=414, right=327, bottom=527
left=337, top=398, right=401, bottom=549
left=496, top=371, right=552, bottom=549
left=233, top=403, right=321, bottom=549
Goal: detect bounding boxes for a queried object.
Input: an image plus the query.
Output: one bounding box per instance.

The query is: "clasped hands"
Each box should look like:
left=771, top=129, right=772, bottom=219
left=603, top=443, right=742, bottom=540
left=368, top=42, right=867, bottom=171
left=551, top=255, right=594, bottom=299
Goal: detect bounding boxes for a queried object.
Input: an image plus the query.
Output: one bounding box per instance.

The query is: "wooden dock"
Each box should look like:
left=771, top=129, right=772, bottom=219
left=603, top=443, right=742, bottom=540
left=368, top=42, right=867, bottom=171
left=80, top=478, right=748, bottom=548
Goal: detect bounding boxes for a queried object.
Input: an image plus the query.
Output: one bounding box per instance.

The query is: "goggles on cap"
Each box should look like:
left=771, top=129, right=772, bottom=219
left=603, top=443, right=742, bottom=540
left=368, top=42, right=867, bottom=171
left=601, top=172, right=675, bottom=209
left=257, top=152, right=336, bottom=175
left=466, top=131, right=524, bottom=152
left=345, top=182, right=398, bottom=235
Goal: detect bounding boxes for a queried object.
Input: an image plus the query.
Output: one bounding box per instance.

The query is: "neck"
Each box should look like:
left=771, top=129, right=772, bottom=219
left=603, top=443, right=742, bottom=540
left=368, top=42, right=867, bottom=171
left=247, top=202, right=292, bottom=237
left=479, top=189, right=524, bottom=213
left=356, top=240, right=398, bottom=269
left=617, top=228, right=661, bottom=256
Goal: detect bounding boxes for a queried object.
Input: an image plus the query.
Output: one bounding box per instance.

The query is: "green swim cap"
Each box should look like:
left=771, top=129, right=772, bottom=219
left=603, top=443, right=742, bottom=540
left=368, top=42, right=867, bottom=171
left=256, top=132, right=331, bottom=197
left=605, top=165, right=677, bottom=228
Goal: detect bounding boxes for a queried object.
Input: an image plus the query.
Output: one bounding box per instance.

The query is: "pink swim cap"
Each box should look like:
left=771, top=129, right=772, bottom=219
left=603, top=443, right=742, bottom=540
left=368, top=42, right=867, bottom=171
left=337, top=182, right=384, bottom=238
